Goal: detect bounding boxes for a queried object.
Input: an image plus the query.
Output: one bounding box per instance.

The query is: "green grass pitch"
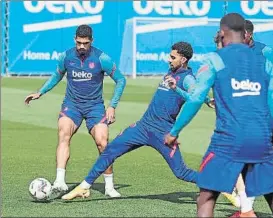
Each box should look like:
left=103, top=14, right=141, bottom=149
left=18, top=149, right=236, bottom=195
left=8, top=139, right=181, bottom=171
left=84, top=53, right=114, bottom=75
left=1, top=77, right=272, bottom=217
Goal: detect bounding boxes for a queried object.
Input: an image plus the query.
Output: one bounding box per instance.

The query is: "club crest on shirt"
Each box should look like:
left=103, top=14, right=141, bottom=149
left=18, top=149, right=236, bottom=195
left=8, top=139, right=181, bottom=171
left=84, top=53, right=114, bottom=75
left=89, top=62, right=95, bottom=69
left=68, top=61, right=76, bottom=66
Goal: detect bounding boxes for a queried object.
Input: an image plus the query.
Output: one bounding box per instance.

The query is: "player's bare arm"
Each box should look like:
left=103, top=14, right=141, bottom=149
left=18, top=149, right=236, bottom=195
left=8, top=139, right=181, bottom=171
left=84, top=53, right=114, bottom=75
left=99, top=53, right=126, bottom=124
left=24, top=52, right=66, bottom=105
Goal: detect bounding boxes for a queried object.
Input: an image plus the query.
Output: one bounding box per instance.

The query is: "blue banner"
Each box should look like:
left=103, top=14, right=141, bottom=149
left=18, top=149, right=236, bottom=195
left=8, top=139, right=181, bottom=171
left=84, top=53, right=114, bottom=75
left=6, top=1, right=273, bottom=76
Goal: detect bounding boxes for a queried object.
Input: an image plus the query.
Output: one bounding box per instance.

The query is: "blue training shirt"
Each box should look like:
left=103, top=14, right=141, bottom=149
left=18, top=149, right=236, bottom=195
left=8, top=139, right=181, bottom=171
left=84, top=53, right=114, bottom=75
left=251, top=41, right=273, bottom=63
left=39, top=46, right=126, bottom=108
left=170, top=43, right=273, bottom=162
left=140, top=67, right=195, bottom=133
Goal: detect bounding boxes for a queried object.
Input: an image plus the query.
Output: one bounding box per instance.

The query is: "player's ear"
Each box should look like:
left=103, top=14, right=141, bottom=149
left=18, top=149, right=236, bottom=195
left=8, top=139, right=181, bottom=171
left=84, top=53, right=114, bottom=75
left=181, top=57, right=187, bottom=65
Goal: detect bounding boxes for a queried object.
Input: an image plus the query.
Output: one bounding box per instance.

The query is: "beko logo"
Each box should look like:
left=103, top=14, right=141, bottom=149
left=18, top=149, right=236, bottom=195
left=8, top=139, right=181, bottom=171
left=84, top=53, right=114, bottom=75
left=133, top=1, right=211, bottom=16
left=72, top=70, right=92, bottom=81
left=23, top=1, right=104, bottom=33
left=231, top=78, right=261, bottom=97
left=241, top=1, right=273, bottom=16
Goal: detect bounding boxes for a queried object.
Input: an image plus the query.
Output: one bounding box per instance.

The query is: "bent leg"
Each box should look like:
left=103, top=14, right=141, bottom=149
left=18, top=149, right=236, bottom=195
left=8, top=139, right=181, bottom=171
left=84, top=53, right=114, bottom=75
left=53, top=103, right=82, bottom=193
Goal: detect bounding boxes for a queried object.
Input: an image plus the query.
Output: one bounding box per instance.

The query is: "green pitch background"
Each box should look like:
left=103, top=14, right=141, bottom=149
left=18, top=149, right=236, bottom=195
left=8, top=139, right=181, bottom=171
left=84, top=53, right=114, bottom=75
left=1, top=77, right=272, bottom=217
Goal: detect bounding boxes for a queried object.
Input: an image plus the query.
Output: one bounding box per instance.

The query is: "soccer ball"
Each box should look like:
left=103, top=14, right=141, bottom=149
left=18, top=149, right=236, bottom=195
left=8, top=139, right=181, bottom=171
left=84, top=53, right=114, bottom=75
left=29, top=178, right=52, bottom=201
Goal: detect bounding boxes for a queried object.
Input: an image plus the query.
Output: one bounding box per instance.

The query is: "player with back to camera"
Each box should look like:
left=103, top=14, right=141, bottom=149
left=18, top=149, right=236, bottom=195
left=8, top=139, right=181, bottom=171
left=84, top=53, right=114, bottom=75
left=216, top=19, right=273, bottom=218
left=164, top=13, right=273, bottom=217
left=24, top=24, right=126, bottom=198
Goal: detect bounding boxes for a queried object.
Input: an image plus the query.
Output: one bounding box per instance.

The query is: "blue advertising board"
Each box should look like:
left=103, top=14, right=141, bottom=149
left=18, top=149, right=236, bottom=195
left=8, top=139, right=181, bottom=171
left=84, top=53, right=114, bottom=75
left=4, top=1, right=273, bottom=76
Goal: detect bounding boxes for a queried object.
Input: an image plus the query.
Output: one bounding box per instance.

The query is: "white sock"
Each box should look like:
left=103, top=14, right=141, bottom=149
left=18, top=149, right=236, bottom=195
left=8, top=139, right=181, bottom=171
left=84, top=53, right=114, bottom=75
left=249, top=196, right=256, bottom=208
left=103, top=173, right=114, bottom=189
left=239, top=191, right=253, bottom=213
left=55, top=168, right=66, bottom=183
left=79, top=180, right=91, bottom=189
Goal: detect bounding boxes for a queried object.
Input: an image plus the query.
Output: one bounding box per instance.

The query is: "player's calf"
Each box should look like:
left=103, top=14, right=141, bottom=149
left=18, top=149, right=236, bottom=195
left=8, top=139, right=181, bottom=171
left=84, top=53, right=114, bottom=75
left=197, top=189, right=219, bottom=217
left=91, top=123, right=119, bottom=193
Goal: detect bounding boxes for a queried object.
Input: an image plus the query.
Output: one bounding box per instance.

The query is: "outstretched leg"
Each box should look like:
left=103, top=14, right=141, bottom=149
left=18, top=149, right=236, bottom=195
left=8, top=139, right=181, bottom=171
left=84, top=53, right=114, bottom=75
left=62, top=122, right=148, bottom=200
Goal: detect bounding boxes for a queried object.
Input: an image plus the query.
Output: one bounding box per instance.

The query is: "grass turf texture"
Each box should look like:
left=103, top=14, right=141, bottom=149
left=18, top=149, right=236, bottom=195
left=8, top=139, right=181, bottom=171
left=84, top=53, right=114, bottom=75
left=1, top=77, right=272, bottom=217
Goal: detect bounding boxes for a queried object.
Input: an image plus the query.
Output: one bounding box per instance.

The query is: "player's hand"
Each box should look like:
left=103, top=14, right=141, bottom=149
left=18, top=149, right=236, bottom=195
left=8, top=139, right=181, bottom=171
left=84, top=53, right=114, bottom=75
left=24, top=93, right=41, bottom=105
left=106, top=107, right=116, bottom=124
left=164, top=133, right=178, bottom=148
left=165, top=76, right=177, bottom=89
left=206, top=98, right=215, bottom=109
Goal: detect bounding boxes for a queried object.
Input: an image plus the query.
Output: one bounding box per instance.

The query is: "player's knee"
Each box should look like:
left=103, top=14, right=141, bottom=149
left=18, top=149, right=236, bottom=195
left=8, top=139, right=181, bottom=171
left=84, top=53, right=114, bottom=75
left=58, top=128, right=73, bottom=145
left=96, top=137, right=108, bottom=151
left=58, top=117, right=76, bottom=145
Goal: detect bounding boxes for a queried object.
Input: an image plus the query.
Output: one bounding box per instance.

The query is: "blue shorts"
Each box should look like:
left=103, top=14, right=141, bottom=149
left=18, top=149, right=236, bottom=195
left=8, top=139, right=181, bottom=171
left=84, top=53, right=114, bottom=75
left=197, top=150, right=273, bottom=197
left=85, top=121, right=197, bottom=183
left=59, top=99, right=107, bottom=132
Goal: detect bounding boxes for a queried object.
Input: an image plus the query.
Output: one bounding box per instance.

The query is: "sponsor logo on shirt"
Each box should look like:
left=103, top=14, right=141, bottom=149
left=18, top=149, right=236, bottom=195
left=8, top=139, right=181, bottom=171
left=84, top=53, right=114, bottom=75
left=72, top=70, right=92, bottom=81
left=231, top=78, right=261, bottom=97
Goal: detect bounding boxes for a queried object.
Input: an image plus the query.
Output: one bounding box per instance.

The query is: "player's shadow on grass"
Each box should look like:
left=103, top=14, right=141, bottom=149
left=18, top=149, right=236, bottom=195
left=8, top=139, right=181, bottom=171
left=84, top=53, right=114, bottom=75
left=67, top=182, right=131, bottom=195
left=218, top=208, right=273, bottom=218
left=63, top=190, right=231, bottom=207
left=61, top=184, right=232, bottom=207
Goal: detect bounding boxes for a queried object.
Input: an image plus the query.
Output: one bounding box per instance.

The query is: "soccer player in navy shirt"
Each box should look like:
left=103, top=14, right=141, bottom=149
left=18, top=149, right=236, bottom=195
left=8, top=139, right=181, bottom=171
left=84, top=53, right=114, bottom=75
left=226, top=19, right=273, bottom=218
left=61, top=41, right=214, bottom=200
left=24, top=25, right=126, bottom=198
left=164, top=13, right=273, bottom=217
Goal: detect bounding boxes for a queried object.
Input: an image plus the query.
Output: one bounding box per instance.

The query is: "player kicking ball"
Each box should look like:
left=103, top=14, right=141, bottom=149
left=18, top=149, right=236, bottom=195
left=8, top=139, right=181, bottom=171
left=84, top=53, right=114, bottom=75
left=25, top=24, right=126, bottom=198
left=60, top=41, right=214, bottom=200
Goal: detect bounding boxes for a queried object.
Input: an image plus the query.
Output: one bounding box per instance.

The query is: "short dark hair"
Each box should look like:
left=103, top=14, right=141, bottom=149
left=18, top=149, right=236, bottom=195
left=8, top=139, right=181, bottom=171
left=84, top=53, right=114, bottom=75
left=245, top=19, right=254, bottom=33
left=76, top=25, right=92, bottom=39
left=220, top=13, right=245, bottom=33
left=171, top=41, right=193, bottom=61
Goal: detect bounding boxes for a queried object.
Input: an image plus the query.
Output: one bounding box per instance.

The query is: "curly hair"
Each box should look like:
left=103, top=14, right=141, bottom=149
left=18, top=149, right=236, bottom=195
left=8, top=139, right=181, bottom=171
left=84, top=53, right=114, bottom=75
left=171, top=41, right=193, bottom=61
